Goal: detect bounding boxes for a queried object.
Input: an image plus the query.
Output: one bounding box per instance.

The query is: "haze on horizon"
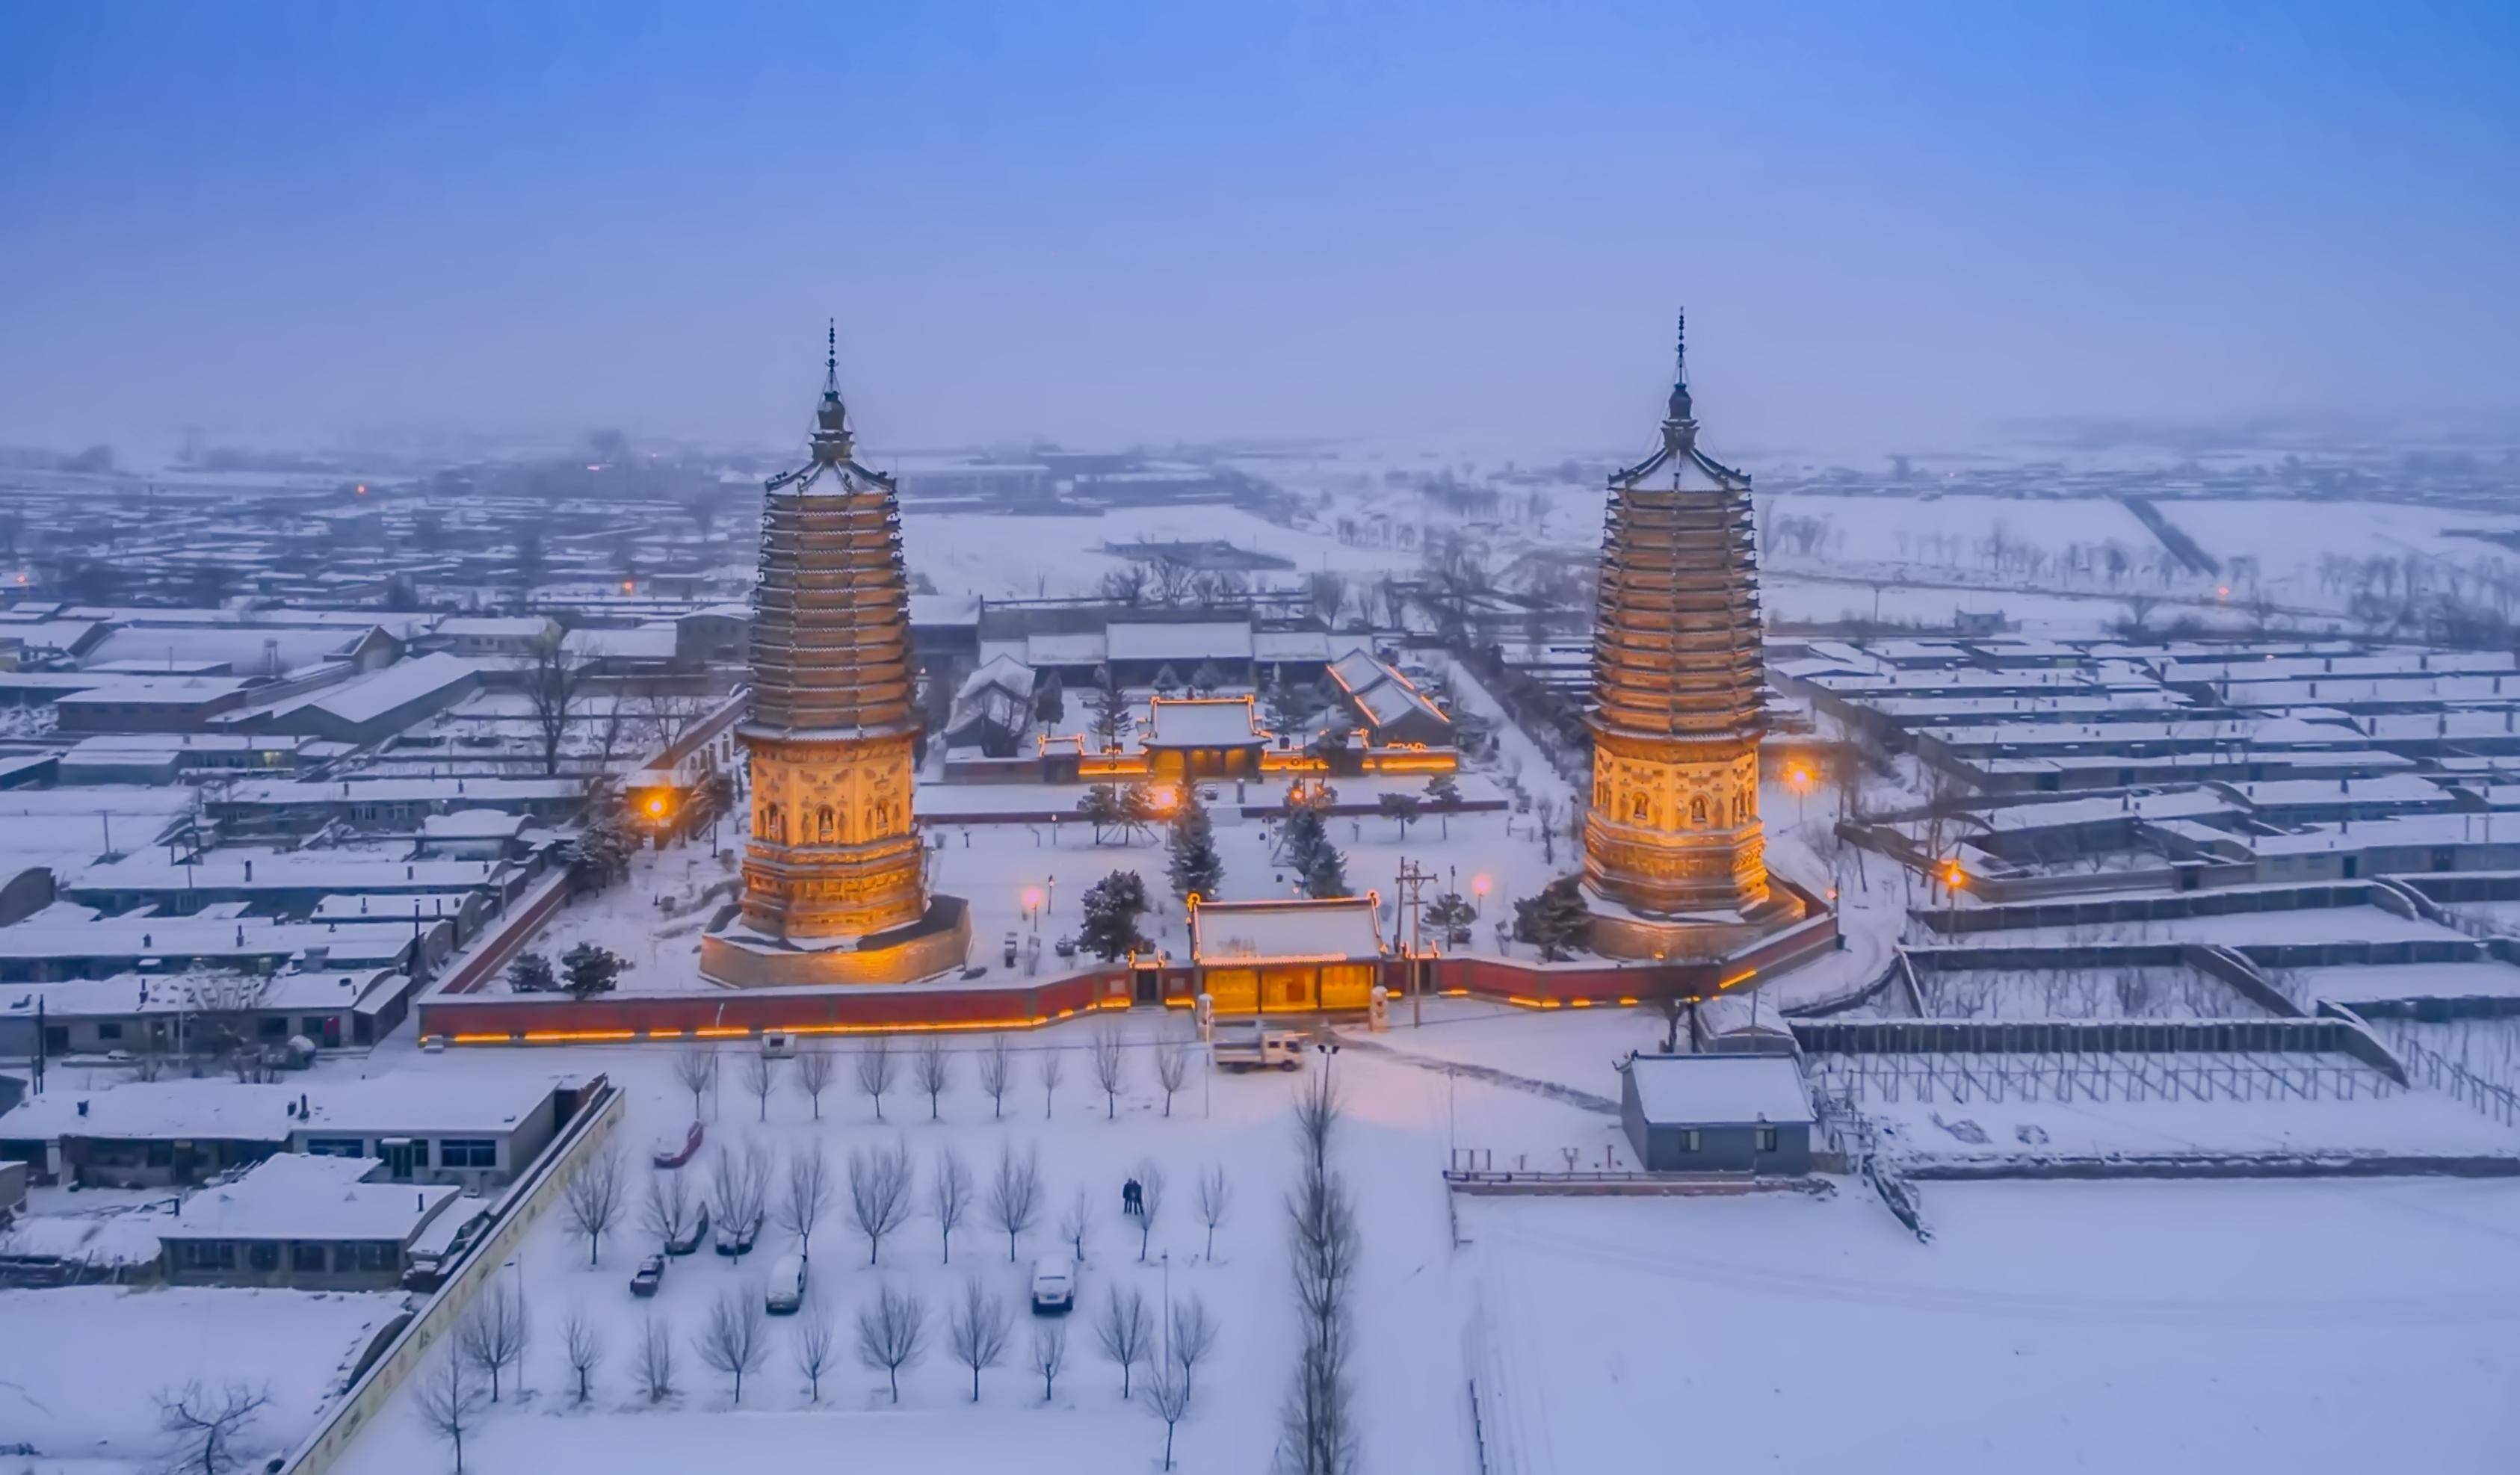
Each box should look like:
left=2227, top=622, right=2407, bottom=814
left=2, top=1, right=2516, bottom=466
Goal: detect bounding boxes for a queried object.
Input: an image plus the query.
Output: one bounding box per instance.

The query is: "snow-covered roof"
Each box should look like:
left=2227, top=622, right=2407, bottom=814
left=1142, top=697, right=1267, bottom=749
left=1106, top=622, right=1253, bottom=664
left=291, top=652, right=479, bottom=726
left=562, top=627, right=680, bottom=661
left=954, top=654, right=1036, bottom=704
left=432, top=616, right=555, bottom=638
left=68, top=850, right=507, bottom=894
left=1193, top=897, right=1384, bottom=963
left=214, top=776, right=584, bottom=806
left=0, top=915, right=421, bottom=965
left=0, top=967, right=404, bottom=1021
left=0, top=1073, right=563, bottom=1144
left=155, top=1154, right=460, bottom=1243
left=421, top=809, right=528, bottom=840
left=1625, top=1054, right=1815, bottom=1127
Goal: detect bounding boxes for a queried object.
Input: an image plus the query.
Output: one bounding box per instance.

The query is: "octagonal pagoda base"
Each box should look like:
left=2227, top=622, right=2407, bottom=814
left=700, top=894, right=972, bottom=988
left=1582, top=882, right=1808, bottom=964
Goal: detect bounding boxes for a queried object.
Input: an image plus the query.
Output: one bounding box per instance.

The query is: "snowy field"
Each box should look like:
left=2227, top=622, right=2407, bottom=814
left=2284, top=960, right=2520, bottom=1005
left=898, top=505, right=1392, bottom=602
left=2158, top=498, right=2520, bottom=600
left=1845, top=1078, right=2516, bottom=1161
left=318, top=1020, right=1616, bottom=1475
left=1466, top=1180, right=2520, bottom=1474
left=0, top=1284, right=405, bottom=1469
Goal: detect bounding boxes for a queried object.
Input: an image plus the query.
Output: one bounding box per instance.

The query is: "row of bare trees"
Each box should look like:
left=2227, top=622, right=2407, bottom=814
left=411, top=1275, right=1224, bottom=1470
left=670, top=1030, right=1203, bottom=1126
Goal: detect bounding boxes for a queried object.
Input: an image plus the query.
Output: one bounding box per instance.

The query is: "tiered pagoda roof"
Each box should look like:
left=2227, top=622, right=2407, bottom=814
left=744, top=327, right=918, bottom=739
left=1590, top=313, right=1765, bottom=746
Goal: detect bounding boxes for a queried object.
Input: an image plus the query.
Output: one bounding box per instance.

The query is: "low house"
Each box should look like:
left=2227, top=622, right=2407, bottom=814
left=1, top=964, right=421, bottom=1057
left=1190, top=895, right=1386, bottom=1013
left=1142, top=696, right=1270, bottom=782
left=1617, top=1054, right=1815, bottom=1175
left=1325, top=651, right=1454, bottom=748
left=0, top=1074, right=572, bottom=1189
left=156, top=1152, right=461, bottom=1288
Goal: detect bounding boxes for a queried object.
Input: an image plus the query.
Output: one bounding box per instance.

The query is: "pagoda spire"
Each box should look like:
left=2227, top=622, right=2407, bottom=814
left=810, top=318, right=854, bottom=464
left=1664, top=308, right=1694, bottom=427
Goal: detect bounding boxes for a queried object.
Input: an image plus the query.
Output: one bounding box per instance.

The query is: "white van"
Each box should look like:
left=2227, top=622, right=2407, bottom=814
left=765, top=1254, right=806, bottom=1314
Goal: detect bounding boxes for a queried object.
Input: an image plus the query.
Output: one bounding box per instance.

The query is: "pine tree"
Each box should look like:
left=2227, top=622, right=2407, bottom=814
left=1076, top=785, right=1126, bottom=845
left=1301, top=841, right=1350, bottom=900
left=560, top=941, right=628, bottom=998
left=1033, top=671, right=1066, bottom=732
left=1188, top=660, right=1227, bottom=698
left=1077, top=871, right=1152, bottom=962
left=1167, top=794, right=1225, bottom=902
left=1083, top=664, right=1133, bottom=750
left=1513, top=876, right=1593, bottom=961
left=1423, top=892, right=1476, bottom=944
left=1424, top=773, right=1462, bottom=838
left=505, top=953, right=558, bottom=993
left=1152, top=664, right=1183, bottom=696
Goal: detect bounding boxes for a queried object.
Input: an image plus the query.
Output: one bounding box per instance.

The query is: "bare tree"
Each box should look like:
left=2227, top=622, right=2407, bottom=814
left=1195, top=1163, right=1232, bottom=1260
left=1292, top=1066, right=1342, bottom=1178
left=673, top=1045, right=719, bottom=1119
left=411, top=1346, right=481, bottom=1474
left=694, top=1287, right=770, bottom=1404
left=517, top=631, right=585, bottom=777
left=1037, top=1046, right=1066, bottom=1119
left=847, top=1137, right=915, bottom=1266
left=1155, top=1036, right=1190, bottom=1116
left=1093, top=1284, right=1155, bottom=1398
left=794, top=1297, right=836, bottom=1402
left=946, top=1274, right=1014, bottom=1402
left=856, top=1036, right=898, bottom=1121
left=1090, top=1024, right=1128, bottom=1119
left=795, top=1048, right=837, bottom=1119
left=855, top=1282, right=929, bottom=1404
left=457, top=1281, right=528, bottom=1403
left=914, top=1034, right=955, bottom=1119
left=560, top=1310, right=605, bottom=1403
left=1058, top=1184, right=1093, bottom=1263
left=1143, top=1349, right=1193, bottom=1471
left=635, top=1314, right=678, bottom=1403
left=1168, top=1293, right=1220, bottom=1394
left=741, top=1052, right=778, bottom=1122
left=708, top=1140, right=770, bottom=1250
left=1031, top=1319, right=1069, bottom=1402
left=978, top=1033, right=1013, bottom=1118
left=930, top=1145, right=975, bottom=1264
left=1135, top=1161, right=1167, bottom=1261
left=641, top=1167, right=697, bottom=1247
left=777, top=1142, right=836, bottom=1260
left=561, top=1146, right=626, bottom=1266
left=155, top=1379, right=271, bottom=1475
left=985, top=1141, right=1044, bottom=1262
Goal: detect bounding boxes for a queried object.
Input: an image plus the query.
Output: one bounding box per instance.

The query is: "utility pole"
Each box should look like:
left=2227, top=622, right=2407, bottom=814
left=1395, top=859, right=1434, bottom=1027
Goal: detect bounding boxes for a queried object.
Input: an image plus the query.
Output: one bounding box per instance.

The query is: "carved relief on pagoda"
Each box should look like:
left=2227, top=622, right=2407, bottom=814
left=1589, top=742, right=1763, bottom=840
left=745, top=735, right=915, bottom=853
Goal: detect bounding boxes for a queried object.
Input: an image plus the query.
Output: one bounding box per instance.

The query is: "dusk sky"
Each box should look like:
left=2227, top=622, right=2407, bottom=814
left=3, top=1, right=2515, bottom=461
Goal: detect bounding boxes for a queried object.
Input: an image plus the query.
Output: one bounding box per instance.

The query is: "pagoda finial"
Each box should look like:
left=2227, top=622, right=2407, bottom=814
left=811, top=318, right=852, bottom=459
left=1666, top=308, right=1694, bottom=424
left=824, top=318, right=839, bottom=397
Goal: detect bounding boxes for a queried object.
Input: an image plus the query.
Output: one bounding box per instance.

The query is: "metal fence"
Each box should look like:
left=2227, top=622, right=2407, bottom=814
left=2373, top=1023, right=2520, bottom=1128
left=1806, top=1047, right=2400, bottom=1107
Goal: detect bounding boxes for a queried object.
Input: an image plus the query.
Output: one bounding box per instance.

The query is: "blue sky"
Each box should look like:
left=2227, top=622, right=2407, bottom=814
left=2, top=1, right=2515, bottom=460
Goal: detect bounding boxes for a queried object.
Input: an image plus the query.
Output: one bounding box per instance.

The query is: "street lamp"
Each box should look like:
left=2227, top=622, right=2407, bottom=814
left=1785, top=763, right=1813, bottom=828
left=1471, top=873, right=1491, bottom=917
left=1021, top=885, right=1045, bottom=929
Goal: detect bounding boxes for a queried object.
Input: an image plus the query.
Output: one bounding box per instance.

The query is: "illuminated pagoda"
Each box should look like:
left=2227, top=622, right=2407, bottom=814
left=1582, top=312, right=1801, bottom=958
left=699, top=326, right=969, bottom=987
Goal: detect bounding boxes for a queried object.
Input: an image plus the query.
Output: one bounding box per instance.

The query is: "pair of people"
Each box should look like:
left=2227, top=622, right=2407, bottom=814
left=1120, top=1176, right=1145, bottom=1216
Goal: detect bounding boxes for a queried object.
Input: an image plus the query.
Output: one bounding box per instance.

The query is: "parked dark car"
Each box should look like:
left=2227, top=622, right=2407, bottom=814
left=631, top=1255, right=665, bottom=1297
left=714, top=1214, right=759, bottom=1257
left=665, top=1204, right=708, bottom=1257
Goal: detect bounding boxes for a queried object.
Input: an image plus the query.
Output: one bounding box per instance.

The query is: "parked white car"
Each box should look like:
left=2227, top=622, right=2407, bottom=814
left=766, top=1254, right=806, bottom=1314
left=1030, top=1255, right=1075, bottom=1315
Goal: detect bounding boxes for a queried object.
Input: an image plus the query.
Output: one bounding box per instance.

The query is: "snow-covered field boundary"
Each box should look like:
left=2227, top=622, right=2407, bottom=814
left=280, top=1080, right=626, bottom=1475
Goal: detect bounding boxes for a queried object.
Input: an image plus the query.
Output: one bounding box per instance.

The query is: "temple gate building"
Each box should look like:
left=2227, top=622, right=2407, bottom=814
left=700, top=330, right=969, bottom=987
left=1584, top=315, right=1801, bottom=959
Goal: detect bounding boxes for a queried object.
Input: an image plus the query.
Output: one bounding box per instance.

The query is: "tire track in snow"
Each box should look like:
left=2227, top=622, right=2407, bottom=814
left=1331, top=1033, right=1619, bottom=1117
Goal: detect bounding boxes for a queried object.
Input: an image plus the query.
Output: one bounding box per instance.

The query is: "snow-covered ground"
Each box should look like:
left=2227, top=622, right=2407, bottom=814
left=1931, top=906, right=2468, bottom=950
left=1466, top=1179, right=2520, bottom=1474
left=0, top=1284, right=406, bottom=1470
left=1846, top=1075, right=2516, bottom=1161
left=898, top=505, right=1392, bottom=602
left=2285, top=960, right=2520, bottom=1005
left=312, top=1022, right=1610, bottom=1475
